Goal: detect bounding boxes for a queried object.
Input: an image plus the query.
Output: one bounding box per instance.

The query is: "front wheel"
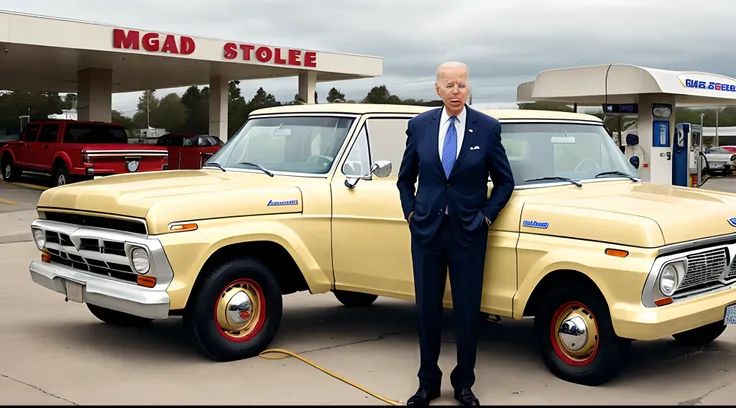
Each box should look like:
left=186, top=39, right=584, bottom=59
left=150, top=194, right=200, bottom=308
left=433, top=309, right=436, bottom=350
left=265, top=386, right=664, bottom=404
left=534, top=285, right=631, bottom=386
left=184, top=257, right=283, bottom=362
left=672, top=321, right=727, bottom=346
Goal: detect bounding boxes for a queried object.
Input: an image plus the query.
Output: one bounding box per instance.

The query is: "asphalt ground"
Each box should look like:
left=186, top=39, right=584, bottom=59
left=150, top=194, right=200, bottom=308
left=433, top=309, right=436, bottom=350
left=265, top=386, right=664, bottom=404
left=1, top=175, right=736, bottom=405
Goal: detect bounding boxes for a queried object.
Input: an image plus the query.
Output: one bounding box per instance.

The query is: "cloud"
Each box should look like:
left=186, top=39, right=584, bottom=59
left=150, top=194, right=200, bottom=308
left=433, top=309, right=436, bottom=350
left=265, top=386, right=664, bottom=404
left=2, top=0, right=736, bottom=110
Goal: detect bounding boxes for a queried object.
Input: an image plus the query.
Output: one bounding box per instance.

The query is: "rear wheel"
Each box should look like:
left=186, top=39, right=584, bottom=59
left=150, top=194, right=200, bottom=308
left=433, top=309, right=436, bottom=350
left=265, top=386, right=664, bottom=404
left=53, top=165, right=69, bottom=187
left=1, top=156, right=18, bottom=182
left=534, top=284, right=631, bottom=386
left=87, top=304, right=153, bottom=327
left=333, top=290, right=378, bottom=307
left=184, top=257, right=283, bottom=361
left=672, top=321, right=727, bottom=346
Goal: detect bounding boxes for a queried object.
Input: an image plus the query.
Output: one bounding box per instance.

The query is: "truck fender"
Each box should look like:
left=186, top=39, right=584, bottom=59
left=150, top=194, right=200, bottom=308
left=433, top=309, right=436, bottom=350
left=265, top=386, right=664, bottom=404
left=513, top=256, right=614, bottom=320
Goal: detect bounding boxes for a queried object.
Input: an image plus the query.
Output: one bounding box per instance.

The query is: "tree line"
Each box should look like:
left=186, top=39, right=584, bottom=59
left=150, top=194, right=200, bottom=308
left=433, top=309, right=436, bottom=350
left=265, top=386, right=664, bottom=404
left=1, top=86, right=734, bottom=138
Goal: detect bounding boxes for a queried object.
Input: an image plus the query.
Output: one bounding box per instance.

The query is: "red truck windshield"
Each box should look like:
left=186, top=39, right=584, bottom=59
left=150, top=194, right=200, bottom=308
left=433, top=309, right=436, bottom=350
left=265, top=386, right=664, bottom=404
left=63, top=124, right=129, bottom=144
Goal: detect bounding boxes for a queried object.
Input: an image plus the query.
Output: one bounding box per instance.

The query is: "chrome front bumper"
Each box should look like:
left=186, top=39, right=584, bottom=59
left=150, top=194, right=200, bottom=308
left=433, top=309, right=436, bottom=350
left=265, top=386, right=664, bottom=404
left=28, top=218, right=174, bottom=320
left=30, top=260, right=170, bottom=319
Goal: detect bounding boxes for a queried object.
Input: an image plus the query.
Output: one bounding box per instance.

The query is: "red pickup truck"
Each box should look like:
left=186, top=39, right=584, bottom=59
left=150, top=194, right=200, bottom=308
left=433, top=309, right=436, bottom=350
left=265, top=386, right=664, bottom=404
left=1, top=120, right=169, bottom=187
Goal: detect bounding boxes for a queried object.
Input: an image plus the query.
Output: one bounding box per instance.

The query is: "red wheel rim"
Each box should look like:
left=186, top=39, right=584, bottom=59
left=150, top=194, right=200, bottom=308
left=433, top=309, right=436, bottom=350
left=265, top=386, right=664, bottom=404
left=549, top=301, right=599, bottom=366
left=214, top=278, right=267, bottom=342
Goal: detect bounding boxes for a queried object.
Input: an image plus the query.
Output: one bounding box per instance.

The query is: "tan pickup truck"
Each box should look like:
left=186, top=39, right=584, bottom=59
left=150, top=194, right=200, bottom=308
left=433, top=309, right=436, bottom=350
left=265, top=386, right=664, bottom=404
left=27, top=103, right=736, bottom=386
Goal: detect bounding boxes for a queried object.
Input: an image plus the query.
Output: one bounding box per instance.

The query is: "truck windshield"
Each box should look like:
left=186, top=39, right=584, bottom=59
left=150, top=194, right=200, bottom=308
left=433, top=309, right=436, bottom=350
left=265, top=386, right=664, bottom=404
left=206, top=115, right=356, bottom=175
left=63, top=124, right=129, bottom=144
left=501, top=122, right=639, bottom=186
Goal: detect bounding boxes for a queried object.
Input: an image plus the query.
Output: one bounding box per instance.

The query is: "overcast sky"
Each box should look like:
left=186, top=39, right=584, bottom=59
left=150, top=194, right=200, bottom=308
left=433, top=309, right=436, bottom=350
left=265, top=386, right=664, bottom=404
left=1, top=0, right=734, bottom=115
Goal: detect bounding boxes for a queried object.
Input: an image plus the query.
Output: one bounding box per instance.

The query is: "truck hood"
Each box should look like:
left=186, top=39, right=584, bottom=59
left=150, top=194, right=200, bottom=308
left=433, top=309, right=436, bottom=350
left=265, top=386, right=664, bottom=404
left=520, top=181, right=736, bottom=247
left=37, top=170, right=303, bottom=234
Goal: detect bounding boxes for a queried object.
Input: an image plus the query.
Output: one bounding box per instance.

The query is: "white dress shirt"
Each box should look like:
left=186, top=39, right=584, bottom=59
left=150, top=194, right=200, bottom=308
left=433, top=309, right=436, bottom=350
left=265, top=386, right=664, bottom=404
left=438, top=106, right=466, bottom=160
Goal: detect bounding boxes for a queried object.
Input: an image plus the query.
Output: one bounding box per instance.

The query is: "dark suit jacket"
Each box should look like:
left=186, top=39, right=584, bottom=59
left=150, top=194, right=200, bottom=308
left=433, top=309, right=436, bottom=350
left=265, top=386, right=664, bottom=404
left=396, top=105, right=515, bottom=247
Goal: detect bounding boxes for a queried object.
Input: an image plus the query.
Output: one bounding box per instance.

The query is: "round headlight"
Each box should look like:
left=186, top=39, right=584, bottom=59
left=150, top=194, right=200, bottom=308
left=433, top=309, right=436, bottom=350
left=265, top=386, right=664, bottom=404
left=32, top=228, right=45, bottom=250
left=131, top=247, right=150, bottom=274
left=659, top=264, right=678, bottom=296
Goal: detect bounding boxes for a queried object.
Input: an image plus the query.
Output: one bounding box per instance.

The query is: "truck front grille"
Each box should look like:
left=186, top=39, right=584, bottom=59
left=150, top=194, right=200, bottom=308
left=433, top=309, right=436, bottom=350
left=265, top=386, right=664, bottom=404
left=43, top=230, right=137, bottom=284
left=673, top=247, right=736, bottom=297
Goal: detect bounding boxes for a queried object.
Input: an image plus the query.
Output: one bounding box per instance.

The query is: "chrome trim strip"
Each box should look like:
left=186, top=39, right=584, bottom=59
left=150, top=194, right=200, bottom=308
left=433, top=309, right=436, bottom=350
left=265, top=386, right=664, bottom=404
left=84, top=150, right=169, bottom=156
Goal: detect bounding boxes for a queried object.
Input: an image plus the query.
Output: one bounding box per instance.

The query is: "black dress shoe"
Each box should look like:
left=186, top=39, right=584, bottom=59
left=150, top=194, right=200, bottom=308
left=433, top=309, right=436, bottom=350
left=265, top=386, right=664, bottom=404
left=407, top=387, right=441, bottom=406
left=453, top=388, right=479, bottom=406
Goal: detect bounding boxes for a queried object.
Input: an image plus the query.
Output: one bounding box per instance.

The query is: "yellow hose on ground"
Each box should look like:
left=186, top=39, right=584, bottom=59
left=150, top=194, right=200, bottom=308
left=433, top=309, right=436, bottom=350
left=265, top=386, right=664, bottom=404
left=259, top=348, right=405, bottom=406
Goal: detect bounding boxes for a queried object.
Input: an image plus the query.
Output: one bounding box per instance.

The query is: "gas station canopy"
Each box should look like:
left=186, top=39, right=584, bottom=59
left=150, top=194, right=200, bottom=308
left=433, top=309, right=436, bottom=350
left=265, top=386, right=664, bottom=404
left=0, top=10, right=382, bottom=94
left=0, top=10, right=383, bottom=138
left=517, top=64, right=736, bottom=107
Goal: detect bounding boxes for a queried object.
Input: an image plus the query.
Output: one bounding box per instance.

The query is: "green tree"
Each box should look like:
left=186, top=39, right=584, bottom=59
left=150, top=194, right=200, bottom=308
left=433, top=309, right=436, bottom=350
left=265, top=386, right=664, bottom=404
left=180, top=85, right=210, bottom=134
left=327, top=87, right=345, bottom=103
left=363, top=85, right=402, bottom=104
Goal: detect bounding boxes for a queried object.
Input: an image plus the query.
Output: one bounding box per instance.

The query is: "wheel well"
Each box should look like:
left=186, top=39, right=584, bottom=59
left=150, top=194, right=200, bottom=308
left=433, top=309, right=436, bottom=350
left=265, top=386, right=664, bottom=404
left=522, top=269, right=606, bottom=317
left=52, top=158, right=67, bottom=173
left=1, top=152, right=11, bottom=165
left=189, top=241, right=309, bottom=305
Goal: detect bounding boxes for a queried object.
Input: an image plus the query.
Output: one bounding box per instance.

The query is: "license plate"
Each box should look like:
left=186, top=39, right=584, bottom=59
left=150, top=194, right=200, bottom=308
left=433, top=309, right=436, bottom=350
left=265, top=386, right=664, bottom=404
left=725, top=304, right=736, bottom=325
left=64, top=280, right=84, bottom=303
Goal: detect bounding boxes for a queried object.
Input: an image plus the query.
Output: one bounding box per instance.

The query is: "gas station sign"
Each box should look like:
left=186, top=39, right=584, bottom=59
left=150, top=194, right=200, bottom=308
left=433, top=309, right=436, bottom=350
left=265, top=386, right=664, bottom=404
left=223, top=43, right=317, bottom=67
left=680, top=74, right=736, bottom=93
left=113, top=28, right=196, bottom=55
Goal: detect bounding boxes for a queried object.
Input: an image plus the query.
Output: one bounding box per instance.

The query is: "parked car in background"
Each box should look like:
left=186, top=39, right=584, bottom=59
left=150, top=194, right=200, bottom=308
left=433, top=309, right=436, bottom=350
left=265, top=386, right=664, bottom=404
left=0, top=120, right=169, bottom=186
left=717, top=145, right=736, bottom=154
left=155, top=133, right=224, bottom=170
left=703, top=146, right=736, bottom=175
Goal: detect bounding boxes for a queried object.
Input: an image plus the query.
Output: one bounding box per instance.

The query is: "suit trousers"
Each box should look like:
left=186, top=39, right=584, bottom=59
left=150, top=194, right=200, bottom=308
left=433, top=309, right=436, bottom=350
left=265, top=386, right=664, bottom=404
left=410, top=214, right=488, bottom=390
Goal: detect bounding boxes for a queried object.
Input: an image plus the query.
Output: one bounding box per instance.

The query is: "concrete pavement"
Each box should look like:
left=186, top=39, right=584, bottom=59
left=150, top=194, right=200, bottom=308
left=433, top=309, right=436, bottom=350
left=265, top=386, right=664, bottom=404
left=2, top=177, right=736, bottom=405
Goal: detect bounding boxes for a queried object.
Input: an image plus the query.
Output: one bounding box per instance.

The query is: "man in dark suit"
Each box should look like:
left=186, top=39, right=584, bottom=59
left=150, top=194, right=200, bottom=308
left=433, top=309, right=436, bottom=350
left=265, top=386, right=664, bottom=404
left=397, top=61, right=515, bottom=406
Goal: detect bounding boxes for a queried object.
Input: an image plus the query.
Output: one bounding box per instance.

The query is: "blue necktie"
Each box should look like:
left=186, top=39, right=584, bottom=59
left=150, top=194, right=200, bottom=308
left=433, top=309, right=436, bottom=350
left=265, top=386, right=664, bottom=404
left=442, top=116, right=457, bottom=178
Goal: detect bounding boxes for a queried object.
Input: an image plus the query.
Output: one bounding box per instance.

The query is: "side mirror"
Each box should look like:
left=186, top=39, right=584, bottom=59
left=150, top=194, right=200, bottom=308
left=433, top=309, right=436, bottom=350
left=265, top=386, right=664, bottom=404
left=371, top=160, right=392, bottom=178
left=345, top=160, right=392, bottom=189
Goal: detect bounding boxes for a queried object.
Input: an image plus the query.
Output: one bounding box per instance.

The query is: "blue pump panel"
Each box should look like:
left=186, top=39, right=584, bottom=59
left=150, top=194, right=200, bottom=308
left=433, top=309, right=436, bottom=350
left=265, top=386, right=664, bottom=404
left=653, top=121, right=670, bottom=147
left=672, top=123, right=690, bottom=187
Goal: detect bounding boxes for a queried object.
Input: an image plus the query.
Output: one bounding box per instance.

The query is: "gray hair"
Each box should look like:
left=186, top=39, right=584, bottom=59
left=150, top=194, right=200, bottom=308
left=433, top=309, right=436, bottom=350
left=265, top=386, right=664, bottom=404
left=435, top=61, right=470, bottom=85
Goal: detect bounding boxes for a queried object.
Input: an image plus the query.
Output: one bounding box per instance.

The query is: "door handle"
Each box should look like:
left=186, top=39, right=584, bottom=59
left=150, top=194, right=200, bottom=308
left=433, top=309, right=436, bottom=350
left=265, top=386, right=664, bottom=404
left=25, top=144, right=30, bottom=148
left=43, top=145, right=49, bottom=149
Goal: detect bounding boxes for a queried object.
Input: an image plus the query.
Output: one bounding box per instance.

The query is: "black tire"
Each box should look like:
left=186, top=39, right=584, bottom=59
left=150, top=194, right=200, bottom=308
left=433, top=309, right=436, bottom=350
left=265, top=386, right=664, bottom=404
left=333, top=290, right=378, bottom=307
left=183, top=257, right=283, bottom=362
left=1, top=156, right=18, bottom=182
left=53, top=165, right=69, bottom=187
left=534, top=284, right=631, bottom=386
left=87, top=303, right=154, bottom=327
left=672, top=321, right=727, bottom=346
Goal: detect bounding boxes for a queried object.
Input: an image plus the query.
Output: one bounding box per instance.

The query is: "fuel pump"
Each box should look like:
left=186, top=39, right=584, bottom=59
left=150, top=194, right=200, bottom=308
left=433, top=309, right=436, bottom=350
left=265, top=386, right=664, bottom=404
left=673, top=124, right=689, bottom=186
left=691, top=124, right=707, bottom=187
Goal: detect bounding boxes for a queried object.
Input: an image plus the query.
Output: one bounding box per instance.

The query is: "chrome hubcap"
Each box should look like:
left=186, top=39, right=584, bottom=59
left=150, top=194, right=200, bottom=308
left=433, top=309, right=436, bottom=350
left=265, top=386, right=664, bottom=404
left=3, top=163, right=10, bottom=178
left=553, top=303, right=599, bottom=363
left=215, top=280, right=263, bottom=339
left=226, top=291, right=253, bottom=325
left=558, top=315, right=588, bottom=351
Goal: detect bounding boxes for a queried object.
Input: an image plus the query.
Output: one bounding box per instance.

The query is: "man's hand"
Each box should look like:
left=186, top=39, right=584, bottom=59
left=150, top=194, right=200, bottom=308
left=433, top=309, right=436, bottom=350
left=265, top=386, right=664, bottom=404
left=407, top=211, right=414, bottom=223
left=485, top=217, right=492, bottom=228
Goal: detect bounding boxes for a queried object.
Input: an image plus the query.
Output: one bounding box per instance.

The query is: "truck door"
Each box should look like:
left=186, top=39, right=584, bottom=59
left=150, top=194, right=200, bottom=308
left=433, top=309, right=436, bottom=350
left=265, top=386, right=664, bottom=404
left=35, top=123, right=61, bottom=172
left=16, top=123, right=41, bottom=169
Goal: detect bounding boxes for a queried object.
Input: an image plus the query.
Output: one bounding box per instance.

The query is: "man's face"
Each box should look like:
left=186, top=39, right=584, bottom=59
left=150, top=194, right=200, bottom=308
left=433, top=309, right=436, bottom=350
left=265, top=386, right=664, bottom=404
left=435, top=66, right=469, bottom=114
